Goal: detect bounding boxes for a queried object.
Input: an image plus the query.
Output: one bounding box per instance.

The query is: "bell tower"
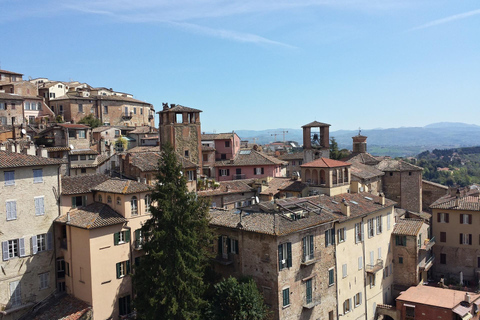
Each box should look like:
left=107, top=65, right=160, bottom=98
left=302, top=121, right=330, bottom=163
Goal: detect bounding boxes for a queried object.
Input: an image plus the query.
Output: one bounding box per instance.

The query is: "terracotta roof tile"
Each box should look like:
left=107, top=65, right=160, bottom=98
left=430, top=191, right=480, bottom=211
left=198, top=180, right=253, bottom=197
left=61, top=174, right=111, bottom=195
left=301, top=158, right=350, bottom=168
left=341, top=152, right=380, bottom=166
left=279, top=152, right=304, bottom=160
left=392, top=218, right=424, bottom=236
left=375, top=159, right=423, bottom=172
left=32, top=294, right=91, bottom=320
left=302, top=121, right=331, bottom=128
left=216, top=149, right=285, bottom=167
left=0, top=151, right=66, bottom=169
left=350, top=162, right=384, bottom=179
left=201, top=133, right=237, bottom=140
left=56, top=202, right=126, bottom=229
left=157, top=104, right=202, bottom=113
left=92, top=178, right=151, bottom=194
left=397, top=285, right=480, bottom=310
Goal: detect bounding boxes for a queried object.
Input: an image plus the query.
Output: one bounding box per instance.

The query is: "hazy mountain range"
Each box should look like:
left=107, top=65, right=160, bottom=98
left=231, top=122, right=480, bottom=157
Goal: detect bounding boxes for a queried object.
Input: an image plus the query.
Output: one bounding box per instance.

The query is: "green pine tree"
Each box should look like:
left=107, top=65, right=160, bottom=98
left=133, top=143, right=213, bottom=320
left=78, top=114, right=102, bottom=128
left=206, top=277, right=269, bottom=320
left=330, top=137, right=340, bottom=160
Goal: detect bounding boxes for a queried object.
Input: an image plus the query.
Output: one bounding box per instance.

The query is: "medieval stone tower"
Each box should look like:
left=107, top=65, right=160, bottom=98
left=158, top=103, right=203, bottom=169
left=352, top=134, right=368, bottom=154
left=302, top=121, right=330, bottom=163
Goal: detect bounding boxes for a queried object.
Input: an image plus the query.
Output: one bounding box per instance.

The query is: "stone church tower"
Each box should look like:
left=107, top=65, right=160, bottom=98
left=302, top=121, right=330, bottom=163
left=158, top=103, right=203, bottom=169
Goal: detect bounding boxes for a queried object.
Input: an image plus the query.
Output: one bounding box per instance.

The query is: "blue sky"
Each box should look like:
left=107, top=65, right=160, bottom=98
left=1, top=0, right=479, bottom=133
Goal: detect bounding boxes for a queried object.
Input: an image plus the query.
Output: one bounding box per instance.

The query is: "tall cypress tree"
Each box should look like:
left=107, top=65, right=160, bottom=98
left=133, top=143, right=213, bottom=320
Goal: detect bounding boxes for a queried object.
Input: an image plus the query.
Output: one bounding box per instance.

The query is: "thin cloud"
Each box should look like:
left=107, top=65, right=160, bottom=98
left=409, top=8, right=480, bottom=31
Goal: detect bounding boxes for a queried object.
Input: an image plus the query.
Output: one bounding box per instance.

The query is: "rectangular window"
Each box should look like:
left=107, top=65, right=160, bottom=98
left=368, top=218, right=375, bottom=238
left=460, top=233, right=472, bottom=245
left=328, top=268, right=334, bottom=286
left=68, top=130, right=76, bottom=138
left=78, top=104, right=83, bottom=112
left=376, top=215, right=382, bottom=234
left=338, top=227, right=346, bottom=243
left=116, top=260, right=131, bottom=278
left=302, top=235, right=314, bottom=262
left=325, top=228, right=335, bottom=247
left=2, top=238, right=25, bottom=260
left=354, top=292, right=362, bottom=307
left=34, top=196, right=45, bottom=216
left=39, top=272, right=49, bottom=290
left=399, top=257, right=404, bottom=264
left=71, top=196, right=87, bottom=208
left=343, top=298, right=352, bottom=314
left=104, top=105, right=108, bottom=114
left=305, top=279, right=312, bottom=304
left=378, top=247, right=382, bottom=259
left=10, top=280, right=21, bottom=307
left=124, top=107, right=128, bottom=114
left=342, top=264, right=347, bottom=278
left=4, top=171, right=15, bottom=186
left=254, top=167, right=264, bottom=175
left=133, top=107, right=137, bottom=114
left=78, top=130, right=86, bottom=139
left=0, top=102, right=5, bottom=110
left=461, top=214, right=472, bottom=224
left=440, top=253, right=446, bottom=264
left=114, top=231, right=130, bottom=245
left=355, top=222, right=363, bottom=243
left=119, top=295, right=132, bottom=316
left=187, top=170, right=194, bottom=181
left=24, top=102, right=30, bottom=110
left=395, top=235, right=407, bottom=246
left=438, top=212, right=449, bottom=223
left=32, top=233, right=52, bottom=254
left=282, top=288, right=290, bottom=307
left=358, top=256, right=363, bottom=270
left=369, top=274, right=376, bottom=287
left=225, top=141, right=230, bottom=148
left=219, top=169, right=230, bottom=177
left=278, top=242, right=292, bottom=270
left=6, top=200, right=17, bottom=221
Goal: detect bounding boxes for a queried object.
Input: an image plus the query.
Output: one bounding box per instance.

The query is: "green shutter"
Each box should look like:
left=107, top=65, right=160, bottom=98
left=287, top=242, right=292, bottom=268
left=114, top=232, right=120, bottom=245
left=125, top=231, right=130, bottom=243
left=126, top=260, right=130, bottom=274
left=309, top=235, right=314, bottom=259
left=218, top=236, right=223, bottom=255
left=116, top=262, right=121, bottom=278
left=71, top=197, right=76, bottom=208
left=278, top=244, right=283, bottom=270
left=135, top=229, right=140, bottom=241
left=302, top=237, right=307, bottom=261
left=227, top=237, right=231, bottom=253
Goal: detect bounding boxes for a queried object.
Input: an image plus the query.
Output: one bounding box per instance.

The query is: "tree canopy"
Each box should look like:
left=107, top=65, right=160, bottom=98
left=133, top=143, right=213, bottom=320
left=206, top=277, right=269, bottom=320
left=78, top=114, right=102, bottom=128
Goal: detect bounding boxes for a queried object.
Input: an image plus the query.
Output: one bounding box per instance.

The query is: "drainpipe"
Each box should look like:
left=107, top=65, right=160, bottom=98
left=362, top=215, right=368, bottom=319
left=333, top=222, right=339, bottom=320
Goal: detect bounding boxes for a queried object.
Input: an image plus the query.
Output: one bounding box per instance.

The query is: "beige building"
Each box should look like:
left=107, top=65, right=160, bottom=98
left=56, top=174, right=152, bottom=320
left=301, top=158, right=351, bottom=196
left=0, top=151, right=64, bottom=319
left=431, top=187, right=480, bottom=286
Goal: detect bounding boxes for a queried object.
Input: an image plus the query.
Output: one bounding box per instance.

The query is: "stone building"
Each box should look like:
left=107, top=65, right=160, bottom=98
left=0, top=69, right=23, bottom=85
left=279, top=152, right=303, bottom=178
left=302, top=121, right=330, bottom=163
left=0, top=151, right=64, bottom=319
left=197, top=179, right=255, bottom=209
left=210, top=198, right=338, bottom=320
left=431, top=187, right=480, bottom=285
left=391, top=219, right=434, bottom=294
left=36, top=123, right=92, bottom=150
left=56, top=175, right=152, bottom=320
left=0, top=93, right=24, bottom=126
left=422, top=180, right=448, bottom=212
left=158, top=103, right=203, bottom=171
left=201, top=132, right=241, bottom=161
left=257, top=177, right=307, bottom=201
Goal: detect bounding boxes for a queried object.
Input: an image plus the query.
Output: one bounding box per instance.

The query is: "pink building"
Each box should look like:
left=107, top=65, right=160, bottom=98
left=215, top=149, right=287, bottom=182
left=201, top=132, right=241, bottom=161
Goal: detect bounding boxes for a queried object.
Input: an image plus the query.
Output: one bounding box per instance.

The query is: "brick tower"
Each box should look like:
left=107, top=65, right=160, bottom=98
left=302, top=121, right=330, bottom=163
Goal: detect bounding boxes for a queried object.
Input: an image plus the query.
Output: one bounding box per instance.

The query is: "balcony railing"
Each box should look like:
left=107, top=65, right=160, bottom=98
left=420, top=236, right=436, bottom=251
left=420, top=254, right=435, bottom=271
left=303, top=295, right=321, bottom=309
left=212, top=253, right=234, bottom=266
left=121, top=112, right=133, bottom=120
left=135, top=240, right=144, bottom=250
left=232, top=174, right=246, bottom=180
left=366, top=259, right=383, bottom=274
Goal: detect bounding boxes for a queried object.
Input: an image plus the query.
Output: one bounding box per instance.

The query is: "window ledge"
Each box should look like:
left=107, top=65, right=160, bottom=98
left=301, top=258, right=320, bottom=267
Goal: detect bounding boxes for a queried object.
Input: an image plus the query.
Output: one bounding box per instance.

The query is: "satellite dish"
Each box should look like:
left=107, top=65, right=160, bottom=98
left=21, top=129, right=26, bottom=135
left=69, top=144, right=74, bottom=150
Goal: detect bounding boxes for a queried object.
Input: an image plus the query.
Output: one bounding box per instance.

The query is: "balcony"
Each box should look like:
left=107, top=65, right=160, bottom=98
left=148, top=114, right=154, bottom=120
left=303, top=295, right=321, bottom=309
left=121, top=112, right=133, bottom=120
left=212, top=254, right=234, bottom=266
left=366, top=259, right=383, bottom=274
left=420, top=237, right=436, bottom=251
left=134, top=239, right=144, bottom=250
left=420, top=254, right=435, bottom=271
left=232, top=174, right=246, bottom=180
left=301, top=257, right=320, bottom=267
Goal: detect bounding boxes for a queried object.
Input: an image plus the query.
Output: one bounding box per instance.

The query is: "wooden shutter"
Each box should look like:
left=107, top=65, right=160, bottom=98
left=469, top=234, right=472, bottom=245
left=278, top=244, right=283, bottom=270
left=302, top=237, right=306, bottom=261
left=135, top=229, right=140, bottom=241
left=126, top=260, right=130, bottom=274
left=469, top=215, right=473, bottom=224
left=460, top=214, right=463, bottom=224
left=72, top=197, right=76, bottom=208
left=2, top=241, right=9, bottom=261
left=47, top=232, right=53, bottom=250
left=114, top=232, right=120, bottom=245
left=116, top=262, right=121, bottom=278
left=331, top=229, right=335, bottom=243
left=361, top=222, right=364, bottom=241
left=218, top=237, right=223, bottom=255
left=309, top=235, right=314, bottom=259
left=39, top=197, right=45, bottom=215
left=226, top=169, right=230, bottom=176
left=6, top=201, right=11, bottom=220
left=437, top=213, right=441, bottom=222
left=227, top=237, right=231, bottom=253
left=287, top=242, right=292, bottom=268
left=460, top=234, right=463, bottom=244
left=344, top=228, right=347, bottom=241
left=35, top=198, right=40, bottom=216
left=125, top=231, right=130, bottom=243
left=358, top=256, right=363, bottom=270
left=19, top=238, right=25, bottom=257
left=446, top=213, right=449, bottom=223
left=325, top=230, right=329, bottom=247
left=234, top=239, right=239, bottom=254
left=261, top=168, right=264, bottom=174
left=359, top=292, right=362, bottom=305
left=32, top=236, right=38, bottom=254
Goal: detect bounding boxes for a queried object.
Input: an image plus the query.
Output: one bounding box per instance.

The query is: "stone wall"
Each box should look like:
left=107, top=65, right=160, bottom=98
left=422, top=180, right=447, bottom=212
left=382, top=171, right=422, bottom=212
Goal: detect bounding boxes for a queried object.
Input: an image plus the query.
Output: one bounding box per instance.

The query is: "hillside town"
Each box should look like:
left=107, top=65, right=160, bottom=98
left=1, top=67, right=480, bottom=320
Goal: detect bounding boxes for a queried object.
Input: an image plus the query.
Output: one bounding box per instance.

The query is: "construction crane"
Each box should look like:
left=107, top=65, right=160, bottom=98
left=271, top=131, right=289, bottom=142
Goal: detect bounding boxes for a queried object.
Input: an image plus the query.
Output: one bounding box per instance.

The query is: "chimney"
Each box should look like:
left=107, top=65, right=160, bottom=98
left=465, top=292, right=471, bottom=304
left=379, top=192, right=385, bottom=206
left=341, top=198, right=351, bottom=217
left=455, top=189, right=461, bottom=207
left=67, top=212, right=71, bottom=222
left=37, top=145, right=48, bottom=158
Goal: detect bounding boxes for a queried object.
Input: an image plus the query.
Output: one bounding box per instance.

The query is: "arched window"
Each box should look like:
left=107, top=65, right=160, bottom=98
left=107, top=195, right=112, bottom=204
left=131, top=196, right=138, bottom=215
left=117, top=197, right=121, bottom=205
left=98, top=194, right=103, bottom=202
left=145, top=195, right=151, bottom=213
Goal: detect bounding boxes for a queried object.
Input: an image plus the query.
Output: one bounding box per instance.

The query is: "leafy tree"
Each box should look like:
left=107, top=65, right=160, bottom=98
left=78, top=114, right=102, bottom=128
left=133, top=143, right=213, bottom=320
left=206, top=277, right=269, bottom=320
left=330, top=137, right=339, bottom=160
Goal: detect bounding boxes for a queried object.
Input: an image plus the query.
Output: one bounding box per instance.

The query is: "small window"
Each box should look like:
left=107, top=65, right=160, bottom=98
left=68, top=130, right=76, bottom=138
left=80, top=155, right=86, bottom=161
left=302, top=235, right=314, bottom=262
left=119, top=295, right=132, bottom=316
left=80, top=168, right=87, bottom=174
left=6, top=200, right=17, bottom=221
left=114, top=231, right=130, bottom=245
left=354, top=292, right=362, bottom=307
left=34, top=196, right=45, bottom=216
left=145, top=195, right=151, bottom=212
left=107, top=196, right=112, bottom=204
left=282, top=288, right=290, bottom=307
left=342, top=264, right=347, bottom=278
left=4, top=171, right=15, bottom=186
left=440, top=232, right=446, bottom=242
left=117, top=197, right=121, bottom=205
left=225, top=141, right=230, bottom=148
left=343, top=298, right=352, bottom=314
left=131, top=196, right=138, bottom=215
left=440, top=253, right=446, bottom=264
left=104, top=106, right=108, bottom=114
left=338, top=227, right=346, bottom=243
left=78, top=130, right=86, bottom=139
left=116, top=261, right=130, bottom=278
left=184, top=150, right=189, bottom=158
left=78, top=104, right=83, bottom=113
left=328, top=268, right=334, bottom=286
left=399, top=257, right=404, bottom=264
left=98, top=194, right=103, bottom=202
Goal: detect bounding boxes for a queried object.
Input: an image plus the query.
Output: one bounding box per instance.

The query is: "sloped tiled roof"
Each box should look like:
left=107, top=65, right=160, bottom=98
left=375, top=159, right=423, bottom=172
left=302, top=121, right=331, bottom=128
left=177, top=154, right=198, bottom=169
left=32, top=294, right=91, bottom=320
left=279, top=152, right=304, bottom=161
left=341, top=152, right=380, bottom=166
left=46, top=146, right=71, bottom=152
left=259, top=177, right=301, bottom=196
left=280, top=180, right=308, bottom=193
left=69, top=149, right=99, bottom=155
left=430, top=189, right=480, bottom=211
left=125, top=146, right=159, bottom=153
left=129, top=126, right=158, bottom=134
left=61, top=174, right=110, bottom=195
left=397, top=285, right=480, bottom=310
left=0, top=92, right=26, bottom=100
left=0, top=151, right=66, bottom=169
left=201, top=133, right=237, bottom=140
left=57, top=123, right=90, bottom=129
left=92, top=178, right=151, bottom=194
left=129, top=152, right=161, bottom=172
left=301, top=158, right=350, bottom=168
left=0, top=69, right=23, bottom=76
left=350, top=162, right=384, bottom=179
left=392, top=218, right=424, bottom=236
left=56, top=202, right=126, bottom=229
left=216, top=149, right=286, bottom=167
left=198, top=180, right=253, bottom=197
left=157, top=104, right=201, bottom=113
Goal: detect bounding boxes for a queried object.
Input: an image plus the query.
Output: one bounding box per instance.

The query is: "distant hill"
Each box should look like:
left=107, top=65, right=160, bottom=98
left=232, top=122, right=480, bottom=157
